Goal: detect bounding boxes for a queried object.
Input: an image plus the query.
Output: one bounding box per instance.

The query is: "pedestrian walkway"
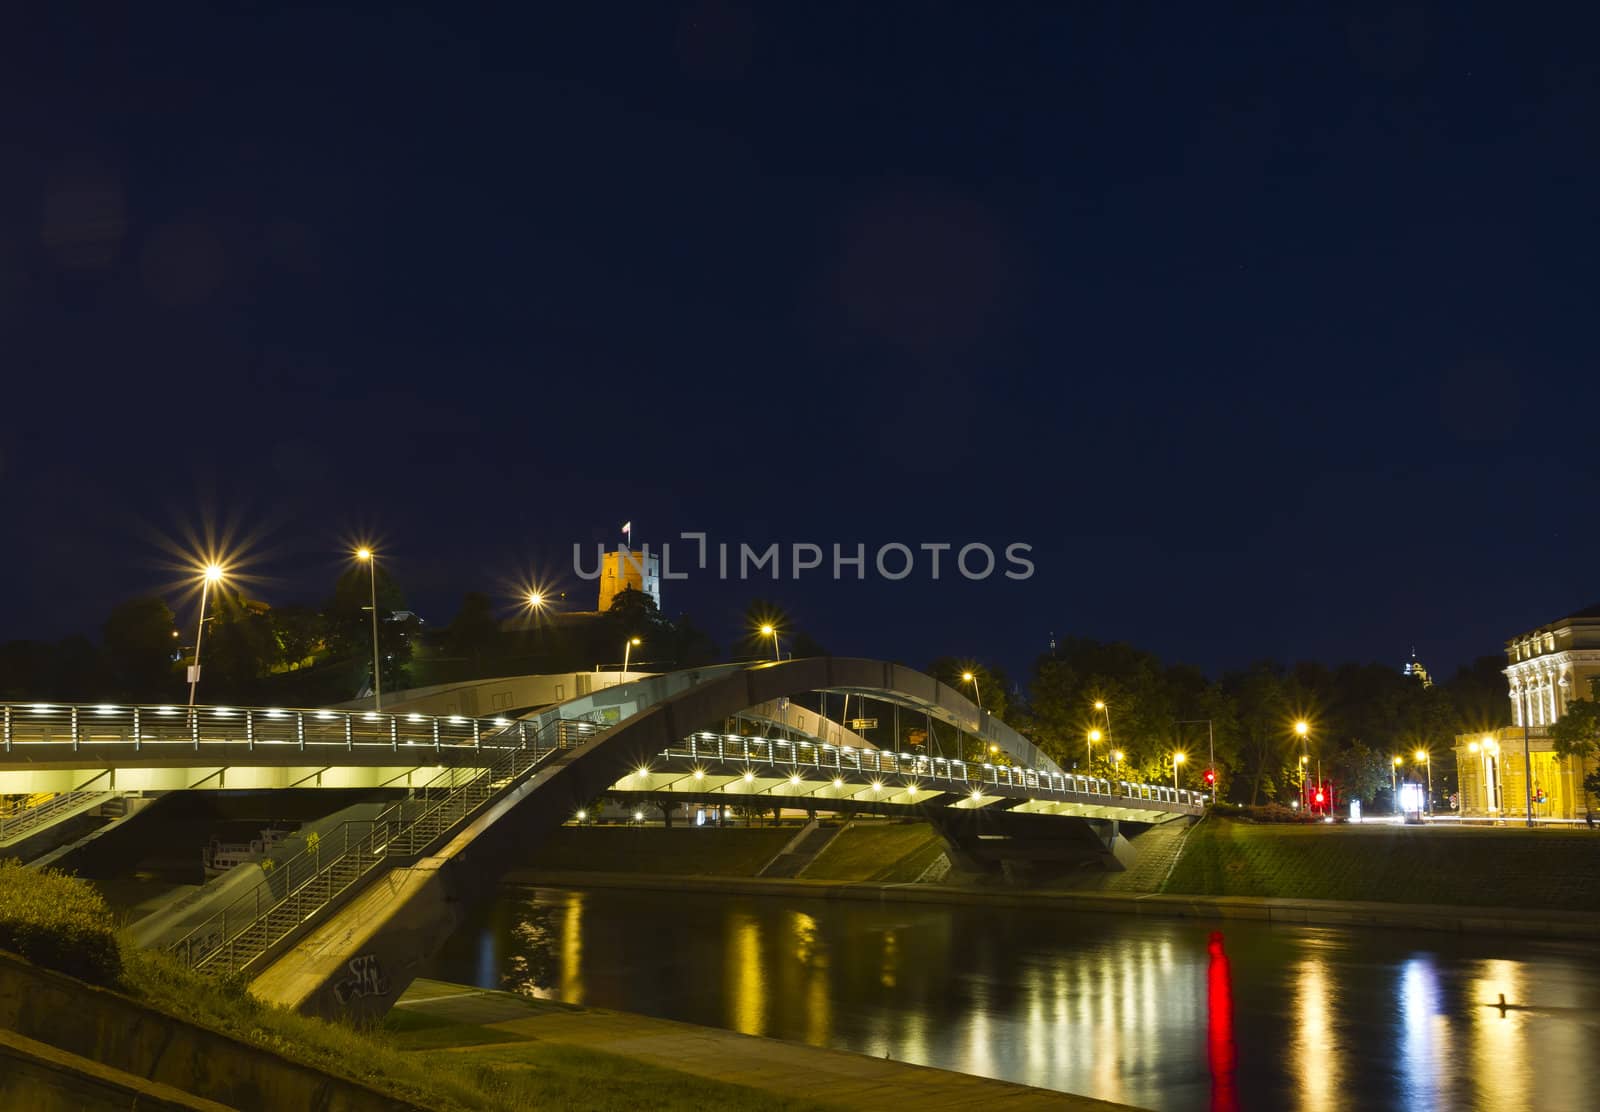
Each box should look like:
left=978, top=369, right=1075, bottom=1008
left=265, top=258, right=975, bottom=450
left=394, top=979, right=1141, bottom=1111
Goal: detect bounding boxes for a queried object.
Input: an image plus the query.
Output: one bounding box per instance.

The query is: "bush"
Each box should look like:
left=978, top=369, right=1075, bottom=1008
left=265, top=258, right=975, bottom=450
left=0, top=859, right=122, bottom=984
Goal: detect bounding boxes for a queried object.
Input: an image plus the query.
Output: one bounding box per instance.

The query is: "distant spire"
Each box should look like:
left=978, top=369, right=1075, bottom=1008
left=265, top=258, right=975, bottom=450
left=1049, top=630, right=1057, bottom=652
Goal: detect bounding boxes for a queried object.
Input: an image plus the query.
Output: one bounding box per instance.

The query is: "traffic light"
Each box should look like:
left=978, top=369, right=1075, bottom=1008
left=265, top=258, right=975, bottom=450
left=1203, top=768, right=1216, bottom=786
left=1313, top=788, right=1325, bottom=806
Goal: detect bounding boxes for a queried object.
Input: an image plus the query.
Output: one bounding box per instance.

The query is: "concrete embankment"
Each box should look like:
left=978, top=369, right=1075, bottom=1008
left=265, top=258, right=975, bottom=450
left=0, top=952, right=420, bottom=1111
left=395, top=977, right=1139, bottom=1112
left=504, top=869, right=1600, bottom=941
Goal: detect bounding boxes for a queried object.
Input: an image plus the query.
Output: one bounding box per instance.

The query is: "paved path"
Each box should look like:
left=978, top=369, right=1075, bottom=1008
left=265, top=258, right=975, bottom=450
left=396, top=979, right=1140, bottom=1111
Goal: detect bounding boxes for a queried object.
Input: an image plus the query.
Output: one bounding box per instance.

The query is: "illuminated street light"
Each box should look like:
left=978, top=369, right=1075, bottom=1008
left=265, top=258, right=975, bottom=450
left=1173, top=751, right=1187, bottom=791
left=355, top=547, right=383, bottom=710
left=1087, top=727, right=1102, bottom=770
left=1092, top=699, right=1115, bottom=760
left=1414, top=748, right=1432, bottom=816
left=962, top=671, right=984, bottom=712
left=1391, top=755, right=1402, bottom=813
left=526, top=591, right=544, bottom=609
left=623, top=636, right=641, bottom=673
left=576, top=809, right=587, bottom=822
left=760, top=623, right=780, bottom=661
left=187, top=563, right=227, bottom=707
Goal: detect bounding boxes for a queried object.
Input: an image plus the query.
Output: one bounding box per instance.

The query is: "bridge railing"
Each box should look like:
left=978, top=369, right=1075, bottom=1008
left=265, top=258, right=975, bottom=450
left=167, top=717, right=608, bottom=977
left=0, top=785, right=116, bottom=843
left=675, top=732, right=1207, bottom=809
left=0, top=701, right=541, bottom=758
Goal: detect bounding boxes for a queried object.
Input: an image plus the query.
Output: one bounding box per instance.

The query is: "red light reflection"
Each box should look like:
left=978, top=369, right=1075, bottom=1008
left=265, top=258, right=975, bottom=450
left=1208, top=931, right=1238, bottom=1112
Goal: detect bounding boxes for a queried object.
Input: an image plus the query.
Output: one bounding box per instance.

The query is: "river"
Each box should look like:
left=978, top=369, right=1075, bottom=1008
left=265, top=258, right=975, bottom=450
left=418, top=886, right=1600, bottom=1111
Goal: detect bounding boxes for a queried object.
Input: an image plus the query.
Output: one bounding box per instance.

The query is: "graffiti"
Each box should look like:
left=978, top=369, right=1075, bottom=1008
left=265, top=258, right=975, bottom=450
left=332, top=953, right=390, bottom=1005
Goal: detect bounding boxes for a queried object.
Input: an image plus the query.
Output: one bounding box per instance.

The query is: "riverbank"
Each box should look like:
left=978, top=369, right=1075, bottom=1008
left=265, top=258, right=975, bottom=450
left=503, top=868, right=1600, bottom=940
left=389, top=977, right=1136, bottom=1112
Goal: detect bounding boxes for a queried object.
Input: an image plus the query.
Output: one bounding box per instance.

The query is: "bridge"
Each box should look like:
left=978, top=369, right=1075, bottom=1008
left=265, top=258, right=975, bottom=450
left=0, top=658, right=1206, bottom=1020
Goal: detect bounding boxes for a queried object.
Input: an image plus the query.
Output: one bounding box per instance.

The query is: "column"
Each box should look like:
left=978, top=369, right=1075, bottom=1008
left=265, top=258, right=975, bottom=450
left=1510, top=682, right=1522, bottom=726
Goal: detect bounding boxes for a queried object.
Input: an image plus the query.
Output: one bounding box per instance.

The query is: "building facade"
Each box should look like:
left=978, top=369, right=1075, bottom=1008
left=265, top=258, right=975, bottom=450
left=1453, top=604, right=1600, bottom=821
left=597, top=548, right=661, bottom=612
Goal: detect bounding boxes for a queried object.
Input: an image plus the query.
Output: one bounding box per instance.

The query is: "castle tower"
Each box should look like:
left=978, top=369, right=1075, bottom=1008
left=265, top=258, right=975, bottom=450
left=598, top=548, right=661, bottom=612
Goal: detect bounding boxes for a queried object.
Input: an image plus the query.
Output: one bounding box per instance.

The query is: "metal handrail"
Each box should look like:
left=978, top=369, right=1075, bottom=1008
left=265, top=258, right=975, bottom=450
left=672, top=733, right=1206, bottom=809
left=0, top=700, right=537, bottom=756
left=0, top=789, right=115, bottom=841
left=169, top=717, right=607, bottom=975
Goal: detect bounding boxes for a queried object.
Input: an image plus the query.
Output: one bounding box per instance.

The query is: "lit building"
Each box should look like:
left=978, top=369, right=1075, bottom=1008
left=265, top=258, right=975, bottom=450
left=597, top=548, right=661, bottom=612
left=1402, top=649, right=1433, bottom=688
left=1453, top=603, right=1600, bottom=821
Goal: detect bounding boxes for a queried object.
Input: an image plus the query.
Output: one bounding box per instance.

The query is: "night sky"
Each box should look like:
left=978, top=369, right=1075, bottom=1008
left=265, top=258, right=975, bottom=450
left=5, top=4, right=1597, bottom=682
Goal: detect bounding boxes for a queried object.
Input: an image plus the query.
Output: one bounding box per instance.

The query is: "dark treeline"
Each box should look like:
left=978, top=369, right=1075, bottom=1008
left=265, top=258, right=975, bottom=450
left=1, top=579, right=1508, bottom=808
left=946, top=638, right=1510, bottom=808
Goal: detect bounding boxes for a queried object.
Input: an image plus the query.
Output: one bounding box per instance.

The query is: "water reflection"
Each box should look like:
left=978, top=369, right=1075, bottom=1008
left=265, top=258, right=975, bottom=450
left=423, top=889, right=1600, bottom=1112
left=1207, top=932, right=1237, bottom=1112
left=1291, top=955, right=1344, bottom=1112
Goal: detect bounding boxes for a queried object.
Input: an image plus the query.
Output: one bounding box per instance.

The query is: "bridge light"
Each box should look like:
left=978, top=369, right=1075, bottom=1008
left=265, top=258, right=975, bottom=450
left=789, top=773, right=801, bottom=785
left=576, top=809, right=587, bottom=821
left=636, top=766, right=650, bottom=779
left=743, top=771, right=755, bottom=783
left=693, top=769, right=705, bottom=780
left=633, top=810, right=644, bottom=822
left=833, top=778, right=844, bottom=789
left=970, top=788, right=983, bottom=801
left=871, top=780, right=883, bottom=792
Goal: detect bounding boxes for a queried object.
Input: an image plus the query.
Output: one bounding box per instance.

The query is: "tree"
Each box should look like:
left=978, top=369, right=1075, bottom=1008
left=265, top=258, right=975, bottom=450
left=202, top=594, right=279, bottom=698
left=1223, top=663, right=1289, bottom=805
left=446, top=592, right=502, bottom=663
left=270, top=606, right=325, bottom=671
left=323, top=565, right=418, bottom=695
left=1548, top=684, right=1600, bottom=824
left=1332, top=739, right=1388, bottom=804
left=102, top=597, right=178, bottom=699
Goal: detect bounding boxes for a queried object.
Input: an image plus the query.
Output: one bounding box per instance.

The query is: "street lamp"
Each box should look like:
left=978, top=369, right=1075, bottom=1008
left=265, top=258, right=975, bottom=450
left=1294, top=720, right=1311, bottom=807
left=623, top=636, right=641, bottom=673
left=1172, top=751, right=1187, bottom=791
left=1094, top=699, right=1114, bottom=756
left=1391, top=755, right=1402, bottom=815
left=760, top=624, right=780, bottom=661
left=526, top=591, right=544, bottom=610
left=962, top=671, right=984, bottom=712
left=355, top=547, right=382, bottom=710
left=1414, top=748, right=1432, bottom=817
left=1087, top=727, right=1102, bottom=771
left=187, top=563, right=226, bottom=706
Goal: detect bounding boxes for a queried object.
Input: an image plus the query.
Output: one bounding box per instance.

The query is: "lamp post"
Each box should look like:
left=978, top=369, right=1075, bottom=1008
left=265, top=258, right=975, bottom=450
left=1087, top=728, right=1102, bottom=771
left=187, top=563, right=226, bottom=707
left=1173, top=751, right=1187, bottom=791
left=1175, top=718, right=1217, bottom=792
left=1094, top=699, right=1114, bottom=757
left=761, top=624, right=780, bottom=662
left=1391, top=756, right=1402, bottom=816
left=1414, top=748, right=1432, bottom=817
left=962, top=671, right=984, bottom=712
left=1294, top=720, right=1310, bottom=808
left=526, top=591, right=544, bottom=610
left=623, top=636, right=641, bottom=673
left=355, top=548, right=382, bottom=710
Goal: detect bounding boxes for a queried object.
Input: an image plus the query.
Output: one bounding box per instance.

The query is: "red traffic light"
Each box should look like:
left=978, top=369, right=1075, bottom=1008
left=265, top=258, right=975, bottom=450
left=1203, top=768, right=1216, bottom=785
left=1313, top=789, right=1325, bottom=804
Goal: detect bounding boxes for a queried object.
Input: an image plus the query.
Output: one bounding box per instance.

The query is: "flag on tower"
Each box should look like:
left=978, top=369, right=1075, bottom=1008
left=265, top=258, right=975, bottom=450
left=621, top=521, right=631, bottom=538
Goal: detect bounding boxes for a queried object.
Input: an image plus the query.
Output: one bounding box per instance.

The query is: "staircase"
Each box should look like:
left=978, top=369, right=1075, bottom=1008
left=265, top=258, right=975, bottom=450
left=168, top=718, right=604, bottom=978
left=0, top=791, right=119, bottom=848
left=759, top=821, right=845, bottom=878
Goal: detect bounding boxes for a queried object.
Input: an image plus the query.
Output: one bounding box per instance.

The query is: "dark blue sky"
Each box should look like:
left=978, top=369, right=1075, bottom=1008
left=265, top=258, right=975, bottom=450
left=3, top=3, right=1595, bottom=681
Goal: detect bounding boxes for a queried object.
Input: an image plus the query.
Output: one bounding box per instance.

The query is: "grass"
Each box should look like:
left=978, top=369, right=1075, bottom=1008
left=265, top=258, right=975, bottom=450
left=0, top=859, right=122, bottom=984
left=803, top=822, right=946, bottom=882
left=1163, top=817, right=1600, bottom=910
left=522, top=826, right=796, bottom=876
